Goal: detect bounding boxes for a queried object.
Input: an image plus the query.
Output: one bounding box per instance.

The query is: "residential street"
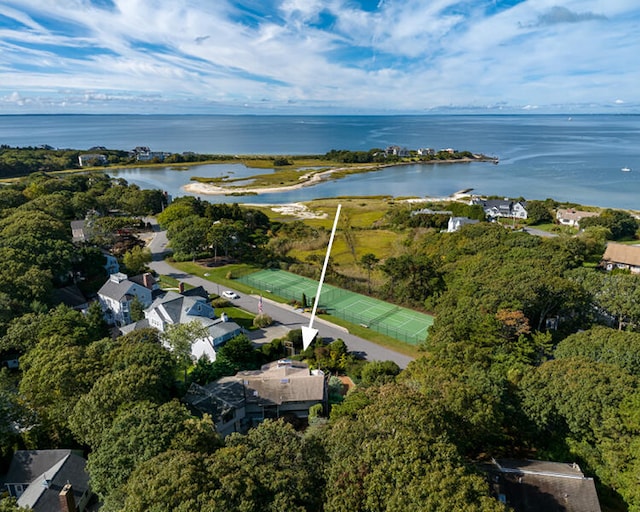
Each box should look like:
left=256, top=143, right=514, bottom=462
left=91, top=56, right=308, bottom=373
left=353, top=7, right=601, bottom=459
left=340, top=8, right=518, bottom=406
left=146, top=222, right=415, bottom=368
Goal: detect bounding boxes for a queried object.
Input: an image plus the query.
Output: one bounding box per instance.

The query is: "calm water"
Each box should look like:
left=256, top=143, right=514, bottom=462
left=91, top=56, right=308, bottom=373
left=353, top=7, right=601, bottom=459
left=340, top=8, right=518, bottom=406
left=1, top=114, right=639, bottom=209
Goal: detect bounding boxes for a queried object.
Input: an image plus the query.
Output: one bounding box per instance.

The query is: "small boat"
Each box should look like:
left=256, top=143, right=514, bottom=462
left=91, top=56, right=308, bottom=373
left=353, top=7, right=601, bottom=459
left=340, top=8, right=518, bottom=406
left=621, top=166, right=631, bottom=172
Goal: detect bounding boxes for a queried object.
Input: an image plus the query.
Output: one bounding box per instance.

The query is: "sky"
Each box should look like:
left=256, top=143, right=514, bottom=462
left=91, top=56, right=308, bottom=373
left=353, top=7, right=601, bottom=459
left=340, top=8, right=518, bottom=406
left=0, top=0, right=638, bottom=114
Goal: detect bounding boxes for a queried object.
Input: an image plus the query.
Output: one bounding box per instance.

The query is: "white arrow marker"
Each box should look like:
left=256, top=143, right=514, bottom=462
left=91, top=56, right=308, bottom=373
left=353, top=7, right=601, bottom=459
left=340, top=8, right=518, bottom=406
left=302, top=204, right=342, bottom=350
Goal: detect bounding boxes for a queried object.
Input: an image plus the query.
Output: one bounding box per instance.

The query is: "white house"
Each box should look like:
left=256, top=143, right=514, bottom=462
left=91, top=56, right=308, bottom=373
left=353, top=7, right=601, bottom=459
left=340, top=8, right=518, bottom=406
left=556, top=208, right=599, bottom=228
left=97, top=272, right=155, bottom=326
left=472, top=198, right=528, bottom=220
left=447, top=216, right=479, bottom=232
left=122, top=290, right=243, bottom=361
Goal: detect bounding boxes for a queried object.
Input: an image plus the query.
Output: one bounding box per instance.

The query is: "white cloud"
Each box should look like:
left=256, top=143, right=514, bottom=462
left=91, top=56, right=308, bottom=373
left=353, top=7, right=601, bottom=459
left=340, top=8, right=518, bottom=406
left=0, top=0, right=638, bottom=113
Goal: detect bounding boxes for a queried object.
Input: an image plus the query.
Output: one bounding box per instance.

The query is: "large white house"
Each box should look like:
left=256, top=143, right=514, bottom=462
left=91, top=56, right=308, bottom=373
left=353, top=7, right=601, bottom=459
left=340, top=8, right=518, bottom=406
left=97, top=272, right=156, bottom=326
left=120, top=289, right=243, bottom=361
left=471, top=198, right=528, bottom=220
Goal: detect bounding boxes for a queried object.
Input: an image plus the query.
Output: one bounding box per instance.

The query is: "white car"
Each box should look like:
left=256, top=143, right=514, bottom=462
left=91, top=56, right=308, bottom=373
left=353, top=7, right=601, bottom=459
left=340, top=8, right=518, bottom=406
left=221, top=290, right=240, bottom=300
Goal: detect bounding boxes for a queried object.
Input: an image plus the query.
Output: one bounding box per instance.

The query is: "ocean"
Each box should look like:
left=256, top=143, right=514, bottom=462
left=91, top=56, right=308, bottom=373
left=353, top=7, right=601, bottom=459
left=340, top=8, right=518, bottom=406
left=1, top=114, right=639, bottom=209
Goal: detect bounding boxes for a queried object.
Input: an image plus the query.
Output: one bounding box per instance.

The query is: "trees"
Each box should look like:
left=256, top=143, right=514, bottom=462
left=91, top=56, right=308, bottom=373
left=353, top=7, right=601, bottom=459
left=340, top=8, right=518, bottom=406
left=167, top=216, right=211, bottom=260
left=123, top=246, right=152, bottom=275
left=204, top=420, right=324, bottom=512
left=162, top=321, right=210, bottom=381
left=18, top=335, right=105, bottom=446
left=525, top=200, right=554, bottom=225
left=380, top=253, right=443, bottom=305
left=359, top=252, right=379, bottom=294
left=86, top=400, right=207, bottom=510
left=324, top=385, right=507, bottom=512
left=580, top=209, right=639, bottom=240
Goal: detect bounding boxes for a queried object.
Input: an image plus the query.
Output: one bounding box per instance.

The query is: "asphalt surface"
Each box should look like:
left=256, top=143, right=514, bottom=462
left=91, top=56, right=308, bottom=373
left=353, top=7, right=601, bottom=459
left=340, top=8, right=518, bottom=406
left=146, top=222, right=415, bottom=368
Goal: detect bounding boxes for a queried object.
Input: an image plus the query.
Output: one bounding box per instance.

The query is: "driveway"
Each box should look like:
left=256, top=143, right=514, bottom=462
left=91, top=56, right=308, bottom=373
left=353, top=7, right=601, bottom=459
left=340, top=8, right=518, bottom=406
left=145, top=221, right=414, bottom=368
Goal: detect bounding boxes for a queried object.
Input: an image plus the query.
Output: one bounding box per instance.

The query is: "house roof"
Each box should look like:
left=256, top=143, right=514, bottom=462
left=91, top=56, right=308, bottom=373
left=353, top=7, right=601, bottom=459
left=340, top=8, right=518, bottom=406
left=182, top=286, right=209, bottom=299
left=484, top=458, right=601, bottom=512
left=184, top=380, right=246, bottom=424
left=147, top=291, right=216, bottom=325
left=556, top=209, right=599, bottom=223
left=601, top=242, right=640, bottom=267
left=186, top=360, right=326, bottom=416
left=238, top=360, right=326, bottom=405
left=3, top=450, right=90, bottom=512
left=51, top=284, right=88, bottom=309
left=98, top=272, right=137, bottom=301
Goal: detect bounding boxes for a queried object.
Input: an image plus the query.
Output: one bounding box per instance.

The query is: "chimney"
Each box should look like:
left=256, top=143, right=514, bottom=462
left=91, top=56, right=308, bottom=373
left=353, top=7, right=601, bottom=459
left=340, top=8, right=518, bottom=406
left=142, top=272, right=153, bottom=289
left=179, top=282, right=185, bottom=294
left=59, top=483, right=76, bottom=512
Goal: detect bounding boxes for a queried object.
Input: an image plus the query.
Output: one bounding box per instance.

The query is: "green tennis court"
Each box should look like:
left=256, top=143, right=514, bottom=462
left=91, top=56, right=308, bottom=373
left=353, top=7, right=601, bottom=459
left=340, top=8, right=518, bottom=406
left=239, top=269, right=433, bottom=345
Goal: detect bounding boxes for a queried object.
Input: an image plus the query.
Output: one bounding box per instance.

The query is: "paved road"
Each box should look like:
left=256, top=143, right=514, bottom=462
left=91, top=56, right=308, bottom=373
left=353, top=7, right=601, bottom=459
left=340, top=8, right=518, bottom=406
left=146, top=223, right=414, bottom=368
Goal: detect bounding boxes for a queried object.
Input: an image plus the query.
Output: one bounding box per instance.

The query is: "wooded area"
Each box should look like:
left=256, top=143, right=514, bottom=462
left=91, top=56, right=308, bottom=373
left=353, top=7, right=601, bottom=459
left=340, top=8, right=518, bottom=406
left=2, top=170, right=640, bottom=511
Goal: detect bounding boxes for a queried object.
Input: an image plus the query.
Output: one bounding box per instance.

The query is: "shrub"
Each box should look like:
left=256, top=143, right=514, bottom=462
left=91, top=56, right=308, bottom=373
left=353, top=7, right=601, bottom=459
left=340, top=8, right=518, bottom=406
left=211, top=298, right=231, bottom=308
left=253, top=314, right=273, bottom=328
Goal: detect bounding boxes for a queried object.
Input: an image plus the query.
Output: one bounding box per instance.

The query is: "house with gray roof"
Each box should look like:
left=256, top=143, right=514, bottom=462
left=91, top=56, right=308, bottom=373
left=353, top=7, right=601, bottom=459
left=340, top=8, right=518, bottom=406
left=120, top=290, right=243, bottom=361
left=472, top=198, right=528, bottom=220
left=483, top=458, right=601, bottom=512
left=184, top=359, right=327, bottom=437
left=97, top=272, right=155, bottom=326
left=2, top=449, right=92, bottom=512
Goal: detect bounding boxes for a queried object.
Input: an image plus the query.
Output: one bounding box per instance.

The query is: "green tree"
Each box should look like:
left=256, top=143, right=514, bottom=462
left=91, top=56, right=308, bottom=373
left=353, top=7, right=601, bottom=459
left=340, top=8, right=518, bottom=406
left=19, top=335, right=104, bottom=446
left=167, top=215, right=211, bottom=260
left=324, top=385, right=507, bottom=512
left=162, top=321, right=210, bottom=381
left=128, top=295, right=145, bottom=322
left=87, top=400, right=208, bottom=510
left=360, top=360, right=401, bottom=386
left=216, top=334, right=259, bottom=371
left=204, top=420, right=325, bottom=512
left=359, top=252, right=379, bottom=294
left=526, top=200, right=553, bottom=225
left=0, top=498, right=30, bottom=512
left=123, top=246, right=152, bottom=275
left=120, top=450, right=212, bottom=512
left=70, top=364, right=173, bottom=448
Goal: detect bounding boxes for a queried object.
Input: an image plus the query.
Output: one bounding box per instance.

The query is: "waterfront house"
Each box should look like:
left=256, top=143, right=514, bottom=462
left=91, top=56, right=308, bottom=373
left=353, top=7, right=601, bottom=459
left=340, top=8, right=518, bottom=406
left=556, top=208, right=599, bottom=228
left=472, top=198, right=528, bottom=220
left=78, top=153, right=107, bottom=167
left=385, top=145, right=410, bottom=157
left=2, top=449, right=92, bottom=512
left=600, top=242, right=640, bottom=273
left=184, top=359, right=327, bottom=437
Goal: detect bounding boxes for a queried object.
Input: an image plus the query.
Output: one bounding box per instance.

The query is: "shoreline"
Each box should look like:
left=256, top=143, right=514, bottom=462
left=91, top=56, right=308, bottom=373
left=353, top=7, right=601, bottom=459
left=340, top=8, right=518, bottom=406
left=183, top=157, right=490, bottom=197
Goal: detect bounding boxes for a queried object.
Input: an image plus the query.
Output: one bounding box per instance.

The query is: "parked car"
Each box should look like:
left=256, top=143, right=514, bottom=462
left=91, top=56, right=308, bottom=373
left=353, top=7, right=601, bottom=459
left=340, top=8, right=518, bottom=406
left=222, top=290, right=240, bottom=299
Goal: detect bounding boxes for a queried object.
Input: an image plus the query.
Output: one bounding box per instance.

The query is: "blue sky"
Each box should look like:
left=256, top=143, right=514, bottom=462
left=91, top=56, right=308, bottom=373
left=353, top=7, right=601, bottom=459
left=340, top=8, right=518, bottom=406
left=0, top=0, right=638, bottom=114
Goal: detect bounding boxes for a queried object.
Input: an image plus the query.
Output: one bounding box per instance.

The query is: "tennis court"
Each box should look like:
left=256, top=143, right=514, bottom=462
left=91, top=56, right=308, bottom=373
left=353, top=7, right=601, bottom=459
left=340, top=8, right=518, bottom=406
left=239, top=269, right=433, bottom=345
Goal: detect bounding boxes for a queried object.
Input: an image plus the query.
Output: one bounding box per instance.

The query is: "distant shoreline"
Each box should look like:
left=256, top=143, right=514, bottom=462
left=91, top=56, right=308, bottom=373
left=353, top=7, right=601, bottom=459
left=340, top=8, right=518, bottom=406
left=183, top=156, right=494, bottom=196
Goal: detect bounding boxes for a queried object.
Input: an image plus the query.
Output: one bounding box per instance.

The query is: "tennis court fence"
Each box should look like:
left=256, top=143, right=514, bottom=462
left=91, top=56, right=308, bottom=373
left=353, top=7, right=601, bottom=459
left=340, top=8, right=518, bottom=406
left=238, top=272, right=425, bottom=345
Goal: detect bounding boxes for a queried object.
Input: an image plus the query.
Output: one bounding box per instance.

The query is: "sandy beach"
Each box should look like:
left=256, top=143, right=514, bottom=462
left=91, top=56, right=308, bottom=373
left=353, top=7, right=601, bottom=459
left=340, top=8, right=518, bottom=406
left=183, top=167, right=342, bottom=196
